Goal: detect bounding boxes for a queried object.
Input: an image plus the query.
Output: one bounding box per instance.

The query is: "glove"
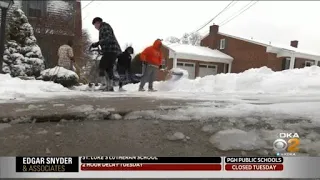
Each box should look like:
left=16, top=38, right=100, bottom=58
left=91, top=42, right=99, bottom=48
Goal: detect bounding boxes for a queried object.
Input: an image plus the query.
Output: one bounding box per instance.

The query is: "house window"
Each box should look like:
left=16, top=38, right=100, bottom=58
left=27, top=1, right=46, bottom=17
left=305, top=61, right=314, bottom=67
left=185, top=63, right=194, bottom=67
left=219, top=39, right=226, bottom=50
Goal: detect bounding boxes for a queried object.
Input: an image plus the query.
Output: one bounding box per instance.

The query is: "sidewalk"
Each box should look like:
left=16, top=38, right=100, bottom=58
left=0, top=96, right=203, bottom=122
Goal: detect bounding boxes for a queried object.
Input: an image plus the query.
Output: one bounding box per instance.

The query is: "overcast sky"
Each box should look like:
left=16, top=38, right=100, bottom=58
left=81, top=1, right=320, bottom=54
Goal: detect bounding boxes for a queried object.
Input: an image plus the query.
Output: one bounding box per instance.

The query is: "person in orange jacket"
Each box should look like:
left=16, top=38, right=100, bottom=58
left=139, top=39, right=164, bottom=91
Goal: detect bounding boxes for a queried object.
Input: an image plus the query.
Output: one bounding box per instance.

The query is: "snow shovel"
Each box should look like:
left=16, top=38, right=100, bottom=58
left=165, top=69, right=184, bottom=82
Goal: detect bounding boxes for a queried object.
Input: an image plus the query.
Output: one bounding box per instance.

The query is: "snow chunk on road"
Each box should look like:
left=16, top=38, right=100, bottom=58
left=68, top=105, right=94, bottom=113
left=110, top=114, right=122, bottom=120
left=36, top=129, right=48, bottom=135
left=201, top=124, right=217, bottom=133
left=0, top=123, right=12, bottom=131
left=167, top=132, right=189, bottom=141
left=209, top=129, right=267, bottom=151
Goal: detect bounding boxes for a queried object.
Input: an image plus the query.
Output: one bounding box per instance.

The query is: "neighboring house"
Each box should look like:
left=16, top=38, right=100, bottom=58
left=1, top=0, right=82, bottom=68
left=158, top=42, right=233, bottom=80
left=201, top=24, right=320, bottom=73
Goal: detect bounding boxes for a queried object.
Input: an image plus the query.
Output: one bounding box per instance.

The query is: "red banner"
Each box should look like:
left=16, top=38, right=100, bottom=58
left=81, top=163, right=221, bottom=171
left=225, top=164, right=283, bottom=171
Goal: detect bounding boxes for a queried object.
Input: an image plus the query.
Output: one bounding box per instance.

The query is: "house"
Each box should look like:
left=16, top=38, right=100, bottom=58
left=1, top=0, right=82, bottom=68
left=201, top=24, right=320, bottom=73
left=159, top=42, right=233, bottom=80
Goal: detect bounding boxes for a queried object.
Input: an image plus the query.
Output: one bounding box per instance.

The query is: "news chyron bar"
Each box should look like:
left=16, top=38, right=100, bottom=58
left=16, top=157, right=79, bottom=172
left=225, top=157, right=284, bottom=171
left=81, top=156, right=222, bottom=171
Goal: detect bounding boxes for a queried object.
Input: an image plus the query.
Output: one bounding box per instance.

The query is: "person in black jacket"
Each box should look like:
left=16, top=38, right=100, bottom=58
left=90, top=17, right=122, bottom=92
left=117, top=46, right=134, bottom=91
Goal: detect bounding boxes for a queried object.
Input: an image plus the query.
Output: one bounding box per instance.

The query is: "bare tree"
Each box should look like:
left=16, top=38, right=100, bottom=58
left=165, top=32, right=202, bottom=46
left=165, top=36, right=180, bottom=44
left=76, top=29, right=92, bottom=68
left=180, top=33, right=190, bottom=45
left=77, top=29, right=96, bottom=83
left=188, top=32, right=202, bottom=46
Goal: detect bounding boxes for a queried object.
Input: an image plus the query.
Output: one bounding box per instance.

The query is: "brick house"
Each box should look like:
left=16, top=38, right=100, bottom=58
left=1, top=0, right=82, bottom=68
left=201, top=24, right=320, bottom=73
left=158, top=42, right=233, bottom=80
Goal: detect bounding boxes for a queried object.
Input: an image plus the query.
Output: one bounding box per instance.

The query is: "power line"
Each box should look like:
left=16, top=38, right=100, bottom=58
left=193, top=1, right=237, bottom=33
left=218, top=1, right=256, bottom=26
left=82, top=2, right=101, bottom=20
left=219, top=1, right=259, bottom=27
left=81, top=0, right=99, bottom=21
left=82, top=0, right=95, bottom=10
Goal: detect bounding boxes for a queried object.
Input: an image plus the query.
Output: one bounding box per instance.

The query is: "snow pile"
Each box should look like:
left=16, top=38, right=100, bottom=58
left=3, top=9, right=45, bottom=77
left=125, top=66, right=320, bottom=94
left=38, top=67, right=79, bottom=87
left=209, top=129, right=267, bottom=151
left=0, top=73, right=69, bottom=101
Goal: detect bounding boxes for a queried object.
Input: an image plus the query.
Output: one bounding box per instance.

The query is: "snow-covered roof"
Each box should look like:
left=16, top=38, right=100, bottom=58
left=202, top=32, right=320, bottom=61
left=163, top=42, right=233, bottom=64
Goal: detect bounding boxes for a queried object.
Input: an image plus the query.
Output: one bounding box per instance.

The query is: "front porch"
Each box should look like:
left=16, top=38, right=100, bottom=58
left=266, top=46, right=320, bottom=69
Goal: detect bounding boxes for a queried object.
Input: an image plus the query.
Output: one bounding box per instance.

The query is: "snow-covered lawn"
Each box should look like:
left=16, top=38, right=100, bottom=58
left=2, top=65, right=320, bottom=104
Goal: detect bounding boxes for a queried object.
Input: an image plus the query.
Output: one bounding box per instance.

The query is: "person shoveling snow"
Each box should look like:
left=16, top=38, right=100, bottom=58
left=116, top=46, right=134, bottom=92
left=138, top=39, right=165, bottom=92
left=90, top=17, right=122, bottom=92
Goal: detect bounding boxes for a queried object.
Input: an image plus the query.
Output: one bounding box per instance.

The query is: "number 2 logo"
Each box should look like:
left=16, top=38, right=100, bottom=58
left=287, top=138, right=300, bottom=152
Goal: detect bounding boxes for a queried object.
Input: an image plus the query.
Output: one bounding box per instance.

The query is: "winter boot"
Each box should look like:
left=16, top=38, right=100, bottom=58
left=103, top=79, right=114, bottom=92
left=98, top=77, right=107, bottom=90
left=148, top=86, right=157, bottom=92
left=138, top=87, right=145, bottom=91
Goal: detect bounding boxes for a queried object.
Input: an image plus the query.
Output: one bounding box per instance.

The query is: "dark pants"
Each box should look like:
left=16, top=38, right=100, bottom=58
left=139, top=64, right=158, bottom=89
left=99, top=52, right=118, bottom=80
left=117, top=66, right=129, bottom=88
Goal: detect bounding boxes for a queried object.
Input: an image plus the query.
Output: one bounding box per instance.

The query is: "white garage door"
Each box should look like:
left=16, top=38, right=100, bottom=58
left=177, top=62, right=195, bottom=79
left=199, top=64, right=218, bottom=77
